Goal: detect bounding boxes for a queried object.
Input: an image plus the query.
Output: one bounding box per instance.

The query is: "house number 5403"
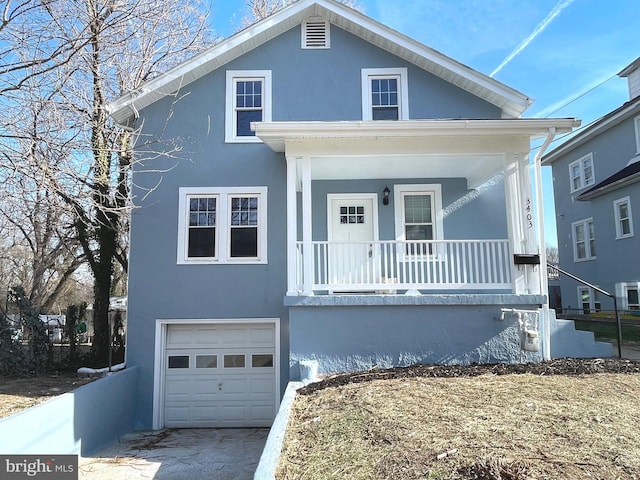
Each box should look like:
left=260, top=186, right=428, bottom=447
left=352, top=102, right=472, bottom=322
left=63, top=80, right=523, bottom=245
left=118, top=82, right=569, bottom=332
left=525, top=198, right=533, bottom=229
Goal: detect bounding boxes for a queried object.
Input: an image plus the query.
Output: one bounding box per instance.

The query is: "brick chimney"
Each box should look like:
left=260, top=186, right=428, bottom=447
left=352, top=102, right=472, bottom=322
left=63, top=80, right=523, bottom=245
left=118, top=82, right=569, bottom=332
left=618, top=57, right=640, bottom=100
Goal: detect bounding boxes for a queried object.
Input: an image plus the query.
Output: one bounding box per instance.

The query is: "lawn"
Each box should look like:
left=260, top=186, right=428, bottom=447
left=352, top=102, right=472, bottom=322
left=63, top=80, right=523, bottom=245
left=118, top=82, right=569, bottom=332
left=277, top=361, right=640, bottom=480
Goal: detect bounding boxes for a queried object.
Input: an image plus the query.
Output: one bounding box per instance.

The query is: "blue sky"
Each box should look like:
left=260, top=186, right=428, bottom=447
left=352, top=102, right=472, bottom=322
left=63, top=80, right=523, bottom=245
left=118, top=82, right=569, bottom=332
left=210, top=0, right=639, bottom=247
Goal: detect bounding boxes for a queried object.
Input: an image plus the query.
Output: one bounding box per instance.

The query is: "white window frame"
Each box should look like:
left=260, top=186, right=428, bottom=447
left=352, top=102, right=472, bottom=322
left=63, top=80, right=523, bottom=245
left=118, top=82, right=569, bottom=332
left=614, top=196, right=634, bottom=239
left=361, top=67, right=409, bottom=121
left=393, top=184, right=443, bottom=257
left=634, top=115, right=640, bottom=154
left=177, top=186, right=268, bottom=264
left=617, top=282, right=640, bottom=310
left=571, top=218, right=595, bottom=262
left=569, top=153, right=595, bottom=193
left=225, top=70, right=272, bottom=143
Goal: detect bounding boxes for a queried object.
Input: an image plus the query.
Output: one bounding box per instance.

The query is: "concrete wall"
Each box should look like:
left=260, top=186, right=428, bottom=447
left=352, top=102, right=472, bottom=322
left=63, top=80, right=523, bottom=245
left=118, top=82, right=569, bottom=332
left=287, top=295, right=544, bottom=378
left=0, top=367, right=139, bottom=456
left=551, top=109, right=640, bottom=309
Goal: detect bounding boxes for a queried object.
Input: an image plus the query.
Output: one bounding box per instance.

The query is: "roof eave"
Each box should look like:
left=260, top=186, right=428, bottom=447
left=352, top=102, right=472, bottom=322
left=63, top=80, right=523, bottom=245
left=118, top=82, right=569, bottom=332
left=578, top=172, right=640, bottom=200
left=542, top=98, right=640, bottom=165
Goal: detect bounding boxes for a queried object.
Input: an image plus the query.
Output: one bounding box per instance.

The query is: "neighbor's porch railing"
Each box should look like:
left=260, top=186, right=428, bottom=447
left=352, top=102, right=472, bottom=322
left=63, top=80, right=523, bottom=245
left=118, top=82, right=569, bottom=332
left=295, top=239, right=513, bottom=293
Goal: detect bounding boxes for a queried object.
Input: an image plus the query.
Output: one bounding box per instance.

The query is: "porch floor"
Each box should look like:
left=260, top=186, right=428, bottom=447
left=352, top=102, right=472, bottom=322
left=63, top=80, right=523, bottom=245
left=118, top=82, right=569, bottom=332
left=284, top=293, right=546, bottom=307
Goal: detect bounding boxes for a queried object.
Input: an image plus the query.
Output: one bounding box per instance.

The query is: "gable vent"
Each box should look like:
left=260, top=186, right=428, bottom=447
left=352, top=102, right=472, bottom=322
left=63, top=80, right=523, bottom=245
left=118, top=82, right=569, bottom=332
left=302, top=17, right=330, bottom=49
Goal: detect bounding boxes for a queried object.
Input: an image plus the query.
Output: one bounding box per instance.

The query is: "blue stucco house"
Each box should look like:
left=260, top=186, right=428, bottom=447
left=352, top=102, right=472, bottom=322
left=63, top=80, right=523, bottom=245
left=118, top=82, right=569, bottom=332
left=109, top=0, right=586, bottom=430
left=542, top=57, right=640, bottom=315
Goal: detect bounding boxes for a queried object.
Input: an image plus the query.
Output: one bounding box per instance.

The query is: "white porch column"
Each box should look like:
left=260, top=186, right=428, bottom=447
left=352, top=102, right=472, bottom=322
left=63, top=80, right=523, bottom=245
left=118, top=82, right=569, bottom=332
left=286, top=156, right=298, bottom=296
left=504, top=152, right=540, bottom=294
left=301, top=156, right=314, bottom=295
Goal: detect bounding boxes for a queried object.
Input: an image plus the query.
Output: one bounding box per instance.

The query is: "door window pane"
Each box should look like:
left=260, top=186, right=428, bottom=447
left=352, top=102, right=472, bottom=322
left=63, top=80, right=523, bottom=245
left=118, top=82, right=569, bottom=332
left=195, top=355, right=218, bottom=368
left=168, top=355, right=189, bottom=369
left=252, top=354, right=274, bottom=368
left=224, top=354, right=245, bottom=368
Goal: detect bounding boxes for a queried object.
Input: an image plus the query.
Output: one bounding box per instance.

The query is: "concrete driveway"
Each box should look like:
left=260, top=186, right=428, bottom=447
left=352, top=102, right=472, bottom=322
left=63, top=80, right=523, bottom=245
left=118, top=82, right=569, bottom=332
left=79, top=428, right=268, bottom=479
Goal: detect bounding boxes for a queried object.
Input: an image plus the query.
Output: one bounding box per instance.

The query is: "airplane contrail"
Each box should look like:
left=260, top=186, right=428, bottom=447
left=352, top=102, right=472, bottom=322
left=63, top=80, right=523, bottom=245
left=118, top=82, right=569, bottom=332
left=490, top=0, right=575, bottom=77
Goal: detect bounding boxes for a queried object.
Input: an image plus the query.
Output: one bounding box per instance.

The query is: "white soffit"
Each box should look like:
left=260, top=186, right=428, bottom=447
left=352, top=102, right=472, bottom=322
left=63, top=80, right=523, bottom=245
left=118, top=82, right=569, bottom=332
left=108, top=0, right=533, bottom=125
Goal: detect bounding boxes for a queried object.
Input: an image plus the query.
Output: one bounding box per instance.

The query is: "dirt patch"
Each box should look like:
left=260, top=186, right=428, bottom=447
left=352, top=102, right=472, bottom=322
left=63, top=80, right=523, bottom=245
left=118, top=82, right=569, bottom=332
left=278, top=358, right=640, bottom=480
left=0, top=373, right=100, bottom=419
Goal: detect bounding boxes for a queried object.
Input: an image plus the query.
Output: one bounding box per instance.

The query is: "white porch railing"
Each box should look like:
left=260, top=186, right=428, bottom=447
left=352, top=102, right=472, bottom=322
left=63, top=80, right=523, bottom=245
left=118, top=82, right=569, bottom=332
left=295, top=239, right=513, bottom=293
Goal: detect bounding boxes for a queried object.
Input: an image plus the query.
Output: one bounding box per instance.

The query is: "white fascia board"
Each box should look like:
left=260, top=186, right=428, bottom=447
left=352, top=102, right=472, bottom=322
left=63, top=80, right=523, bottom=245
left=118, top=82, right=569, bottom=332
left=254, top=119, right=581, bottom=152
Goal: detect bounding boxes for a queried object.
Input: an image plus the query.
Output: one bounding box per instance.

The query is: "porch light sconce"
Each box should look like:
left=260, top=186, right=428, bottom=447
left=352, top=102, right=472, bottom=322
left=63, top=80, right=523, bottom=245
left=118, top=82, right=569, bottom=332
left=383, top=185, right=390, bottom=205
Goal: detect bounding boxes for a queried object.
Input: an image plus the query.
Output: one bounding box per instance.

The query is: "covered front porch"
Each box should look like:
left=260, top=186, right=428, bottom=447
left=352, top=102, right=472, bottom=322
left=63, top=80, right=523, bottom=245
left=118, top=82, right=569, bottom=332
left=255, top=119, right=578, bottom=297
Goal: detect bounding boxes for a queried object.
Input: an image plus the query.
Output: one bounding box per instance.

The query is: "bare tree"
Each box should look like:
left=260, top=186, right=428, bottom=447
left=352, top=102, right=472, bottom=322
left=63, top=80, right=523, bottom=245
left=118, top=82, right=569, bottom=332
left=546, top=244, right=559, bottom=266
left=0, top=0, right=214, bottom=362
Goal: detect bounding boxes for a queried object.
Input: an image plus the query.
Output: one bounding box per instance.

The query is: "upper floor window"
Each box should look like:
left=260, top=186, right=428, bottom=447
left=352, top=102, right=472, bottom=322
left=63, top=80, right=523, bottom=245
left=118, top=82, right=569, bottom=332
left=361, top=68, right=408, bottom=121
left=614, top=196, right=634, bottom=239
left=177, top=187, right=268, bottom=264
left=635, top=115, right=640, bottom=154
left=225, top=70, right=272, bottom=143
left=572, top=218, right=595, bottom=261
left=394, top=184, right=443, bottom=256
left=569, top=153, right=594, bottom=192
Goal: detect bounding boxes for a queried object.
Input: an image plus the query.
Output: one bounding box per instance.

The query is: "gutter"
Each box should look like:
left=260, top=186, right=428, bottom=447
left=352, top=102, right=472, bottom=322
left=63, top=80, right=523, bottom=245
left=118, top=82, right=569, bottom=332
left=533, top=127, right=556, bottom=361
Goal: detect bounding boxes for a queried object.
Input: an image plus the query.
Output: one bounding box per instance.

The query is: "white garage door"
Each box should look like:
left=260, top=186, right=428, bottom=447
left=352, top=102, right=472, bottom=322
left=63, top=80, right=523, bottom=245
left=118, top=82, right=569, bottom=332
left=164, top=323, right=276, bottom=428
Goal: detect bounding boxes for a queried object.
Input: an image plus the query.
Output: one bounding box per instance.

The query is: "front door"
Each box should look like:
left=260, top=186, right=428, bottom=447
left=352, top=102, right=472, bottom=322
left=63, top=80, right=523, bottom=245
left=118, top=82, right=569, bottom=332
left=327, top=194, right=379, bottom=289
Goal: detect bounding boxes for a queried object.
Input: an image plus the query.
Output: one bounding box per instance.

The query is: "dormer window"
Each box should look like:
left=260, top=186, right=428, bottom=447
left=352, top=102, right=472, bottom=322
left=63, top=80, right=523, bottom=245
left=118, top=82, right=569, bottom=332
left=302, top=17, right=329, bottom=49
left=361, top=68, right=409, bottom=121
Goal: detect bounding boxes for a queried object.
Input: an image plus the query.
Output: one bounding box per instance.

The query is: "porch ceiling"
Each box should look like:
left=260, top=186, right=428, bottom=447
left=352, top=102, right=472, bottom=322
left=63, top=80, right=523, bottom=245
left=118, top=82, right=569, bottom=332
left=307, top=153, right=503, bottom=184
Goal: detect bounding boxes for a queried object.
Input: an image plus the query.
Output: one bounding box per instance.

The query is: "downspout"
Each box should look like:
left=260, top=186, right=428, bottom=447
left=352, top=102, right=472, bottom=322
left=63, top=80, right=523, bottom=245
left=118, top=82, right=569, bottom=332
left=533, top=127, right=556, bottom=361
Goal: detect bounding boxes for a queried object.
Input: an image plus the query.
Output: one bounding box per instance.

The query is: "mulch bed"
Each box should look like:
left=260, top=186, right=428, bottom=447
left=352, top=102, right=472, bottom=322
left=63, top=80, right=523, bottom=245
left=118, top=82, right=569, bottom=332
left=299, top=357, right=640, bottom=395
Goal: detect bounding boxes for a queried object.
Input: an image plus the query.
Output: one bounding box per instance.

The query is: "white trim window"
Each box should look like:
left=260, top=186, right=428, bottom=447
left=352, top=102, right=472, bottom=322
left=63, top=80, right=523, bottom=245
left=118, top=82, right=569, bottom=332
left=614, top=196, right=634, bottom=239
left=577, top=287, right=601, bottom=314
left=394, top=184, right=443, bottom=255
left=627, top=286, right=640, bottom=310
left=225, top=70, right=272, bottom=143
left=177, top=187, right=268, bottom=264
left=617, top=282, right=640, bottom=311
left=572, top=218, right=596, bottom=261
left=361, top=67, right=409, bottom=121
left=569, top=153, right=594, bottom=192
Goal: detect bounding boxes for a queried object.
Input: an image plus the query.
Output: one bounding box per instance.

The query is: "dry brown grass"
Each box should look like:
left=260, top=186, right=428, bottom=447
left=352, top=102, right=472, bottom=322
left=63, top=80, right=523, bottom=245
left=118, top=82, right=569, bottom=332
left=277, top=373, right=640, bottom=479
left=0, top=374, right=98, bottom=419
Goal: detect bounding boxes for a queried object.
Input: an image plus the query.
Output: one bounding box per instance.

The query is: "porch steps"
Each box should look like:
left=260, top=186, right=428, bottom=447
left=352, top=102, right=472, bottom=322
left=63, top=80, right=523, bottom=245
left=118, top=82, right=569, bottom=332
left=550, top=311, right=614, bottom=358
